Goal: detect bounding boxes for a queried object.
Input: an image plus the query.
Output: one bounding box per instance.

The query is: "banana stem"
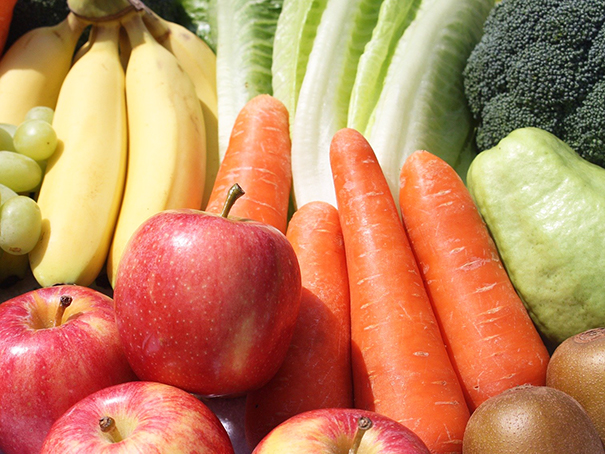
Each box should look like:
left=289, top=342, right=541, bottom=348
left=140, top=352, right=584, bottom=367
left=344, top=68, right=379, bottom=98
left=220, top=184, right=246, bottom=218
left=349, top=416, right=373, bottom=454
left=68, top=0, right=138, bottom=22
left=121, top=11, right=150, bottom=49
left=140, top=8, right=170, bottom=45
left=54, top=295, right=73, bottom=327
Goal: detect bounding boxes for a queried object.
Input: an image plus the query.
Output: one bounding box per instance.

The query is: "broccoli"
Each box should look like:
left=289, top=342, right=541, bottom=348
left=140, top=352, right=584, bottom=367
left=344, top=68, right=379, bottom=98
left=463, top=0, right=605, bottom=167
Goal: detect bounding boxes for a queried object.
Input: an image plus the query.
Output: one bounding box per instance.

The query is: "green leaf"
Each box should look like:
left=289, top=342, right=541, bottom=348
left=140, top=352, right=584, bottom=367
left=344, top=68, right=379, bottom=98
left=289, top=0, right=383, bottom=208
left=215, top=0, right=284, bottom=158
left=366, top=0, right=494, bottom=205
left=271, top=0, right=328, bottom=123
left=347, top=0, right=422, bottom=134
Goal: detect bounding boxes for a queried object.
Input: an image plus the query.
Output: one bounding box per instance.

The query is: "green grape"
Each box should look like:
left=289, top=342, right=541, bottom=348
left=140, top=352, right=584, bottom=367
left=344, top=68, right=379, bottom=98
left=13, top=119, right=58, bottom=161
left=0, top=195, right=42, bottom=255
left=25, top=106, right=55, bottom=124
left=0, top=184, right=18, bottom=206
left=0, top=123, right=17, bottom=137
left=0, top=151, right=43, bottom=193
left=0, top=126, right=15, bottom=152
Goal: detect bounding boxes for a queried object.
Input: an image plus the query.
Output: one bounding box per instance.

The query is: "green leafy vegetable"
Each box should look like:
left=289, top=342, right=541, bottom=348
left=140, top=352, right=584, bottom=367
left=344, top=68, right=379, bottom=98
left=214, top=0, right=284, bottom=159
left=286, top=0, right=384, bottom=208
left=279, top=0, right=493, bottom=208
left=347, top=0, right=421, bottom=133
left=178, top=0, right=217, bottom=51
left=366, top=0, right=493, bottom=202
left=271, top=0, right=328, bottom=122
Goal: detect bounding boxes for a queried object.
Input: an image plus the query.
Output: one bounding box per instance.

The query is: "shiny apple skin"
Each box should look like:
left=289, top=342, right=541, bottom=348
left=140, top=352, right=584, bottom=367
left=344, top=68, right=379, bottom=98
left=113, top=209, right=302, bottom=397
left=252, top=408, right=431, bottom=454
left=0, top=285, right=137, bottom=454
left=40, top=380, right=234, bottom=453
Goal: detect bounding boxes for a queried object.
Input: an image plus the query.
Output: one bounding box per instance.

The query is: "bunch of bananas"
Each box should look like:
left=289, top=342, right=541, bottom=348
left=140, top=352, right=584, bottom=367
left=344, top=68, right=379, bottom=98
left=0, top=1, right=219, bottom=288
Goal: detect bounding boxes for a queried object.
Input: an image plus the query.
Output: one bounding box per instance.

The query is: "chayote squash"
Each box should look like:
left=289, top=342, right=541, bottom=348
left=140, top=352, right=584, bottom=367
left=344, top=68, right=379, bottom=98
left=467, top=127, right=605, bottom=347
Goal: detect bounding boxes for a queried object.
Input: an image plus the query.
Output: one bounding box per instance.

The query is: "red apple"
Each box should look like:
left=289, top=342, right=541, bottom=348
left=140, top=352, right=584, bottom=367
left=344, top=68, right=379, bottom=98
left=40, top=381, right=235, bottom=453
left=113, top=184, right=302, bottom=397
left=252, top=408, right=431, bottom=453
left=0, top=285, right=137, bottom=454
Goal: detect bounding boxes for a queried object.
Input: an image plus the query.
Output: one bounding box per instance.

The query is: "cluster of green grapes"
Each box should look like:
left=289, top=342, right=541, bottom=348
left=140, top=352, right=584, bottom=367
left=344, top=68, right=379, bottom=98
left=0, top=106, right=57, bottom=275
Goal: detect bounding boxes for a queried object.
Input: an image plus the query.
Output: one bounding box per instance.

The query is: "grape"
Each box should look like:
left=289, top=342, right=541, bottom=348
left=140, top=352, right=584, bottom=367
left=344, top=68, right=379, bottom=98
left=0, top=123, right=16, bottom=137
left=0, top=195, right=42, bottom=255
left=25, top=106, right=54, bottom=124
left=0, top=151, right=43, bottom=193
left=0, top=126, right=15, bottom=152
left=0, top=184, right=18, bottom=206
left=13, top=119, right=58, bottom=161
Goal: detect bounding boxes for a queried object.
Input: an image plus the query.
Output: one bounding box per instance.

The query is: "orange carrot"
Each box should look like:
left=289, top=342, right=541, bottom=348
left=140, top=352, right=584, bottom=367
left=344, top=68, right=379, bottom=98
left=244, top=201, right=353, bottom=449
left=330, top=128, right=470, bottom=454
left=398, top=150, right=550, bottom=412
left=204, top=94, right=292, bottom=233
left=0, top=0, right=17, bottom=55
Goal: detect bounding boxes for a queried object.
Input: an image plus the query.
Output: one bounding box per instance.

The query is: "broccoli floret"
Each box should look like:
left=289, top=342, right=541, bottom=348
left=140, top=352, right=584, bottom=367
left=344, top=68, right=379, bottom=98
left=463, top=0, right=605, bottom=167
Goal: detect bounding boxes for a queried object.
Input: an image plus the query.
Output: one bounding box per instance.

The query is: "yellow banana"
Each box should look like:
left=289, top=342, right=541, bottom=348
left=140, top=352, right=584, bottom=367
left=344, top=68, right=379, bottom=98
left=142, top=9, right=218, bottom=210
left=107, top=12, right=206, bottom=286
left=0, top=14, right=86, bottom=125
left=29, top=22, right=127, bottom=287
left=142, top=9, right=217, bottom=116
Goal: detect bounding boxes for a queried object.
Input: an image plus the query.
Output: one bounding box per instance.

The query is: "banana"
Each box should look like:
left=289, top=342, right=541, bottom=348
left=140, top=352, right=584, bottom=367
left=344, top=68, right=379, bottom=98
left=142, top=9, right=219, bottom=210
left=142, top=9, right=217, bottom=117
left=29, top=22, right=127, bottom=287
left=0, top=14, right=86, bottom=125
left=106, top=12, right=206, bottom=286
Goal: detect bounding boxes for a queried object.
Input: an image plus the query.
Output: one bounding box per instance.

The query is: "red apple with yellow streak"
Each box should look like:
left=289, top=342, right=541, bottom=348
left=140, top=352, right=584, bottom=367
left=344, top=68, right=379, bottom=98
left=40, top=381, right=235, bottom=453
left=252, top=408, right=431, bottom=453
left=0, top=285, right=136, bottom=454
left=113, top=184, right=302, bottom=397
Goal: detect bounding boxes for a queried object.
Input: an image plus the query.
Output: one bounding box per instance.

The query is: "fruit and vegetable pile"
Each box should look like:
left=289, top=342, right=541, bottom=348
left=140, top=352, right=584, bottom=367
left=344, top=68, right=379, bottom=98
left=0, top=0, right=604, bottom=453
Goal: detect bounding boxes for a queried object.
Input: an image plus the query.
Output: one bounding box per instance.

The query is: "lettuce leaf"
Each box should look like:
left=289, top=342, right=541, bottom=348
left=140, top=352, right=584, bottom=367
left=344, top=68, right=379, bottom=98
left=286, top=0, right=383, bottom=208
left=214, top=0, right=284, bottom=158
left=271, top=0, right=328, bottom=123
left=365, top=0, right=494, bottom=204
left=347, top=0, right=422, bottom=134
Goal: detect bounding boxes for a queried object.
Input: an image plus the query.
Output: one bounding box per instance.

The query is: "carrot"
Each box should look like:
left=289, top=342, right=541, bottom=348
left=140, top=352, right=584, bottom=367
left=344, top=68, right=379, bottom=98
left=244, top=201, right=353, bottom=448
left=0, top=0, right=17, bottom=56
left=204, top=94, right=292, bottom=233
left=330, top=128, right=470, bottom=454
left=398, top=150, right=550, bottom=412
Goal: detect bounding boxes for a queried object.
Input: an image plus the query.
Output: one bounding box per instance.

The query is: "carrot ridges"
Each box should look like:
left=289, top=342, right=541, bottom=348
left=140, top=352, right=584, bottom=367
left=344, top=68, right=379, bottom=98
left=330, top=128, right=469, bottom=453
left=398, top=150, right=550, bottom=412
left=205, top=94, right=292, bottom=233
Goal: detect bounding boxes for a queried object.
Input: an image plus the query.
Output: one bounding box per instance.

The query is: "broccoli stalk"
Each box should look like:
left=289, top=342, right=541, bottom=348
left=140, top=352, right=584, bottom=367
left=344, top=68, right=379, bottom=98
left=463, top=0, right=605, bottom=167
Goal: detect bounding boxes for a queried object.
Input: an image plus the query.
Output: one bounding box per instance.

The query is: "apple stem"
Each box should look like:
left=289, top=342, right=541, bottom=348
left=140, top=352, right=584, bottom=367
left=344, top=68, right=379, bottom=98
left=348, top=416, right=373, bottom=454
left=99, top=416, right=123, bottom=443
left=54, top=295, right=72, bottom=327
left=220, top=183, right=245, bottom=218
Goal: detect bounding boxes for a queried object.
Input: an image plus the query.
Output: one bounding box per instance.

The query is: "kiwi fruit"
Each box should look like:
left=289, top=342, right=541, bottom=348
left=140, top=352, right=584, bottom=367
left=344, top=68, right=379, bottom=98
left=546, top=327, right=605, bottom=443
left=462, top=384, right=604, bottom=453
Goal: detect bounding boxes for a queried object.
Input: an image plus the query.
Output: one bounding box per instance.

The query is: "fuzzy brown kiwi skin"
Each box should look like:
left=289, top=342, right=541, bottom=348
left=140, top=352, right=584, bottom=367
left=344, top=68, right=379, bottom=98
left=462, top=384, right=604, bottom=454
left=546, top=327, right=605, bottom=444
